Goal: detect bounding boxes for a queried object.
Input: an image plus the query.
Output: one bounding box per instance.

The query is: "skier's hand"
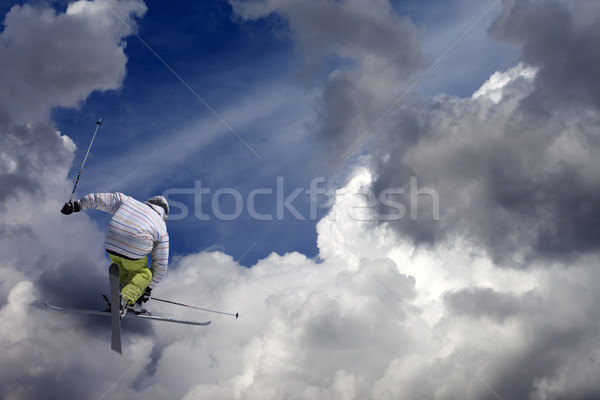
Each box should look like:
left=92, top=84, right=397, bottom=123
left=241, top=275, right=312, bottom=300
left=61, top=201, right=81, bottom=215
left=140, top=287, right=152, bottom=303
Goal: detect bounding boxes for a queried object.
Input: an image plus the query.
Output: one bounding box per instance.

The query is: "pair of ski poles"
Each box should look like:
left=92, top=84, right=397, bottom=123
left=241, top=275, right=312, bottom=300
left=69, top=120, right=240, bottom=320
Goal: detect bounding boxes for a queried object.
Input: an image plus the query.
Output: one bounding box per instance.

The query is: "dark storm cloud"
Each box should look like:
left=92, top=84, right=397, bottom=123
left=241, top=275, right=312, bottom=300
left=440, top=273, right=600, bottom=400
left=230, top=0, right=427, bottom=161
left=443, top=286, right=534, bottom=321
left=367, top=0, right=600, bottom=266
left=0, top=3, right=154, bottom=398
left=489, top=0, right=600, bottom=110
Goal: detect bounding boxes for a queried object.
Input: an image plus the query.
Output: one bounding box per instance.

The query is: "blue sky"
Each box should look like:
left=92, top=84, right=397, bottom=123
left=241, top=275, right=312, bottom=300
left=50, top=0, right=319, bottom=264
left=43, top=0, right=514, bottom=266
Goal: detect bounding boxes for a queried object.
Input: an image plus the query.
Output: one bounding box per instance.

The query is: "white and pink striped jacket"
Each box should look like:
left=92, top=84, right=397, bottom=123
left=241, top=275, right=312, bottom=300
left=78, top=193, right=169, bottom=289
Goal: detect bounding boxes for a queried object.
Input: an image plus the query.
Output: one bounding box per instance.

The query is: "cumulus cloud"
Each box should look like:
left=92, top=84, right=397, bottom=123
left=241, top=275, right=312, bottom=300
left=0, top=2, right=151, bottom=397
left=228, top=0, right=600, bottom=266
left=229, top=0, right=426, bottom=160
left=0, top=0, right=146, bottom=204
left=3, top=168, right=597, bottom=399
left=4, top=155, right=600, bottom=399
left=472, top=63, right=537, bottom=103
left=0, top=0, right=147, bottom=280
left=0, top=0, right=148, bottom=307
left=0, top=0, right=146, bottom=125
left=0, top=122, right=75, bottom=202
left=366, top=0, right=600, bottom=265
left=489, top=0, right=600, bottom=110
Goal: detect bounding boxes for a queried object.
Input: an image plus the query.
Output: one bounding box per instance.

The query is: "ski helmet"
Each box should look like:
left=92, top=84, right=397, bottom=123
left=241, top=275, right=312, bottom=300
left=147, top=196, right=169, bottom=221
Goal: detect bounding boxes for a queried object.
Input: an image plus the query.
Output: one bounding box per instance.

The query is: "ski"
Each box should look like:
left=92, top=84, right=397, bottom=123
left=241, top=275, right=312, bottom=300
left=109, top=263, right=122, bottom=354
left=43, top=302, right=212, bottom=326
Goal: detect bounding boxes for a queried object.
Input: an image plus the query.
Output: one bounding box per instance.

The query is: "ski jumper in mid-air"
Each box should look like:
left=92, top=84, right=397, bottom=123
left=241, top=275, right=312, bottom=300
left=61, top=193, right=169, bottom=313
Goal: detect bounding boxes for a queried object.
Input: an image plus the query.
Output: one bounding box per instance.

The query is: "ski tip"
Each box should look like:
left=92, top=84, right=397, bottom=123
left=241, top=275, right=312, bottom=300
left=43, top=301, right=57, bottom=309
left=109, top=263, right=119, bottom=275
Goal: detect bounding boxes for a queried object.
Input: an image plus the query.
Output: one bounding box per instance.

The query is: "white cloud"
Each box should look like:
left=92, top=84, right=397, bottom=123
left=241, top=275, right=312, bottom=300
left=59, top=166, right=594, bottom=400
left=0, top=281, right=36, bottom=343
left=0, top=0, right=147, bottom=206
left=3, top=149, right=600, bottom=399
left=0, top=3, right=155, bottom=395
left=368, top=39, right=600, bottom=266
left=0, top=0, right=146, bottom=125
left=472, top=62, right=537, bottom=103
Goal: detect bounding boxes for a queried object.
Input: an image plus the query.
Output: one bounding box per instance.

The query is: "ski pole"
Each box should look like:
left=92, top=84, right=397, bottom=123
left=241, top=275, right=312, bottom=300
left=69, top=119, right=102, bottom=202
left=151, top=297, right=239, bottom=319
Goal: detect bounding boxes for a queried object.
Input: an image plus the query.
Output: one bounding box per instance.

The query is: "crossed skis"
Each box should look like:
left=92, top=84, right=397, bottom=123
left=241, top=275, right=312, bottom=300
left=44, top=263, right=225, bottom=354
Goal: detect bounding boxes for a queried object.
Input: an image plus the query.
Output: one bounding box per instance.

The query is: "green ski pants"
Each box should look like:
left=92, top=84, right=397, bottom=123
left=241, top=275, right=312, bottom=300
left=109, top=254, right=152, bottom=305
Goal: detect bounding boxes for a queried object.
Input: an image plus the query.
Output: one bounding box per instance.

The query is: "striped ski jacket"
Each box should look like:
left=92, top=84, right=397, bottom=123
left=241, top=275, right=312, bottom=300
left=78, top=193, right=169, bottom=289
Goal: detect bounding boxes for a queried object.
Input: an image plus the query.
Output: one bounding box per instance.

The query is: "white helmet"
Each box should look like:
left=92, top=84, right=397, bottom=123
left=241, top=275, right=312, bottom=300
left=147, top=196, right=169, bottom=221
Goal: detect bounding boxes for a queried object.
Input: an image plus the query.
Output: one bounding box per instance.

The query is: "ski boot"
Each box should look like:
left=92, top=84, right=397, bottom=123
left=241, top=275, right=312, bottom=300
left=119, top=296, right=128, bottom=318
left=128, top=297, right=151, bottom=316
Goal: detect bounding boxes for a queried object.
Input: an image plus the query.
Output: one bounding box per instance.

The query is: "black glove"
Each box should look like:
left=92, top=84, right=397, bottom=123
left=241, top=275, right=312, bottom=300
left=138, top=287, right=152, bottom=304
left=61, top=201, right=81, bottom=215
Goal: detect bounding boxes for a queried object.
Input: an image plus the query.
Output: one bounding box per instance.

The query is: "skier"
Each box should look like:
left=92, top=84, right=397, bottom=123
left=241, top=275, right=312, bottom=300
left=61, top=193, right=169, bottom=316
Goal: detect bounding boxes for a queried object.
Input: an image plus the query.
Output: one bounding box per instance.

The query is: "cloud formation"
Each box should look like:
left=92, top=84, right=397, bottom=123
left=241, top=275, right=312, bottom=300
left=0, top=0, right=146, bottom=125
left=0, top=2, right=150, bottom=396
left=5, top=168, right=600, bottom=399
left=230, top=0, right=426, bottom=160
left=366, top=0, right=600, bottom=265
left=0, top=0, right=146, bottom=202
left=230, top=0, right=600, bottom=266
